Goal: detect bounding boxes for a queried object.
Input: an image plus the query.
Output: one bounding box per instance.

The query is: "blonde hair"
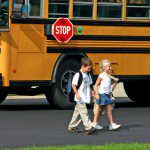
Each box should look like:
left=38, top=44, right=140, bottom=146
left=99, top=59, right=111, bottom=72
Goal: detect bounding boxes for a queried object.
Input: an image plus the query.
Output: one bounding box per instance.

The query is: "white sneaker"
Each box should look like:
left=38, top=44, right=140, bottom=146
left=109, top=123, right=121, bottom=131
left=92, top=123, right=103, bottom=130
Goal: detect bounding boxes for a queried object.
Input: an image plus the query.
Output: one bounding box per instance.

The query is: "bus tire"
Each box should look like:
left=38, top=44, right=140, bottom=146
left=124, top=81, right=149, bottom=104
left=45, top=86, right=55, bottom=106
left=52, top=59, right=80, bottom=109
left=0, top=87, right=8, bottom=103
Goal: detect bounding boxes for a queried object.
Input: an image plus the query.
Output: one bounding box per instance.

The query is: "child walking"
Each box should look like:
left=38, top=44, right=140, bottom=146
left=68, top=57, right=96, bottom=135
left=93, top=75, right=119, bottom=116
left=92, top=59, right=121, bottom=130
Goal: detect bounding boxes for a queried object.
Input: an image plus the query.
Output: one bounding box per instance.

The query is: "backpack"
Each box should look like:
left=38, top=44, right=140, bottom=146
left=67, top=71, right=83, bottom=103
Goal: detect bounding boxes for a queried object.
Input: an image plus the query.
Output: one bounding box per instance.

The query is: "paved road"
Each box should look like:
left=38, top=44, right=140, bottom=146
left=0, top=97, right=150, bottom=149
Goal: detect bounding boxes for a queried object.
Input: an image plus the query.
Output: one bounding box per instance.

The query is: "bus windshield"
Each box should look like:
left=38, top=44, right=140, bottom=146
left=0, top=0, right=9, bottom=29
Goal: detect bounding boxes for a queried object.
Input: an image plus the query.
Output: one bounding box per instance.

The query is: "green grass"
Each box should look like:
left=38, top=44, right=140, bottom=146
left=14, top=143, right=150, bottom=150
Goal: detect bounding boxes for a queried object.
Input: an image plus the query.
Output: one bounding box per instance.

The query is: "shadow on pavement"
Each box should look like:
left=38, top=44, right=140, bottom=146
left=0, top=97, right=149, bottom=111
left=0, top=104, right=58, bottom=111
left=92, top=124, right=144, bottom=135
left=115, top=98, right=150, bottom=108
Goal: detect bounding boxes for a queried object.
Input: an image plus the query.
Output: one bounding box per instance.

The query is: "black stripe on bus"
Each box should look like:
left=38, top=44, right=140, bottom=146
left=47, top=35, right=150, bottom=41
left=11, top=18, right=150, bottom=27
left=72, top=20, right=150, bottom=27
left=9, top=75, right=150, bottom=87
left=117, top=75, right=150, bottom=81
left=47, top=47, right=150, bottom=53
left=93, top=75, right=150, bottom=82
left=8, top=75, right=150, bottom=87
left=9, top=80, right=53, bottom=87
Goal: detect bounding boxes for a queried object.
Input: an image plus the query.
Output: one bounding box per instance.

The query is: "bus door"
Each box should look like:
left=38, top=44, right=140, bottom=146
left=0, top=0, right=10, bottom=102
left=0, top=0, right=9, bottom=45
left=0, top=0, right=9, bottom=30
left=11, top=0, right=44, bottom=81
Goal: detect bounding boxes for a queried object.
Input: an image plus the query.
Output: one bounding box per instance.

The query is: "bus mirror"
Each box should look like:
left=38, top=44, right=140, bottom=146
left=44, top=24, right=52, bottom=36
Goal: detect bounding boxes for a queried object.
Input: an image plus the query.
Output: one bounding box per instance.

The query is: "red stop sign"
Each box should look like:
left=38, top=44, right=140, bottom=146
left=52, top=18, right=73, bottom=43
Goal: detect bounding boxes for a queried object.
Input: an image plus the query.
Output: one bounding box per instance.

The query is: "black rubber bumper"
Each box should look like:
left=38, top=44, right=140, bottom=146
left=0, top=73, right=2, bottom=86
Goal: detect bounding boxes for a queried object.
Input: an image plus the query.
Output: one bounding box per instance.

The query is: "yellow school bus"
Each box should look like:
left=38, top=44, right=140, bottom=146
left=0, top=0, right=150, bottom=109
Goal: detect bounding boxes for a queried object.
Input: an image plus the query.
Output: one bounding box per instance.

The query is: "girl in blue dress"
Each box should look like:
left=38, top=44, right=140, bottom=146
left=92, top=59, right=121, bottom=130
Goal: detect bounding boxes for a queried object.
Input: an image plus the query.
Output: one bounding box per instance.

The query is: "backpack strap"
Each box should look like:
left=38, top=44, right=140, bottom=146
left=76, top=71, right=83, bottom=90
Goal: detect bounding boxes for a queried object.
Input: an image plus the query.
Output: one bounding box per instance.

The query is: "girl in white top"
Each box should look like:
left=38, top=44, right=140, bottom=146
left=92, top=59, right=121, bottom=130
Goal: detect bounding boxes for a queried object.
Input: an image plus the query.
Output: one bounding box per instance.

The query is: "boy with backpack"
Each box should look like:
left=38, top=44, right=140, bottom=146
left=68, top=57, right=96, bottom=135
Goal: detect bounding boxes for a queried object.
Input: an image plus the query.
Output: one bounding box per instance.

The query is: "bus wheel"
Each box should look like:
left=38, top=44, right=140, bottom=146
left=124, top=81, right=149, bottom=104
left=52, top=59, right=80, bottom=109
left=44, top=86, right=55, bottom=106
left=0, top=87, right=8, bottom=103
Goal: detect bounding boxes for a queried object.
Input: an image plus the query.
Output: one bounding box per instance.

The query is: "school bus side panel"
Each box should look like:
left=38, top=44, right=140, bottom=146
left=87, top=53, right=150, bottom=76
left=10, top=24, right=61, bottom=81
left=0, top=33, right=11, bottom=86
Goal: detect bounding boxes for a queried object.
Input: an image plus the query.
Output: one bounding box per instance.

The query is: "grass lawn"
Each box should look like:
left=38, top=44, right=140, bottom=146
left=14, top=143, right=150, bottom=150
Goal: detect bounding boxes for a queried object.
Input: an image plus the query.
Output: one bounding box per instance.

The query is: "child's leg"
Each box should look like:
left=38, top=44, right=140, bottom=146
left=79, top=103, right=92, bottom=130
left=93, top=102, right=98, bottom=114
left=68, top=104, right=81, bottom=129
left=93, top=105, right=101, bottom=124
left=106, top=104, right=114, bottom=125
left=102, top=106, right=107, bottom=115
left=107, top=104, right=121, bottom=130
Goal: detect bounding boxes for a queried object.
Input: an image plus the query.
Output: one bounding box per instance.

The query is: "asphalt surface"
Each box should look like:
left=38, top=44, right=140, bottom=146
left=0, top=97, right=150, bottom=149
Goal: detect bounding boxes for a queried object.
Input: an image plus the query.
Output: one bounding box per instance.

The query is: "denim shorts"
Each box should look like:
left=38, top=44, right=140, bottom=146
left=96, top=93, right=113, bottom=106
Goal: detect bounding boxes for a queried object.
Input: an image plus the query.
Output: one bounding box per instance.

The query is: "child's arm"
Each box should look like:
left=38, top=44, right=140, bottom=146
left=89, top=85, right=94, bottom=97
left=111, top=82, right=118, bottom=92
left=110, top=75, right=119, bottom=84
left=88, top=74, right=94, bottom=97
left=72, top=72, right=81, bottom=100
left=72, top=84, right=81, bottom=100
left=94, top=77, right=102, bottom=100
left=110, top=75, right=119, bottom=92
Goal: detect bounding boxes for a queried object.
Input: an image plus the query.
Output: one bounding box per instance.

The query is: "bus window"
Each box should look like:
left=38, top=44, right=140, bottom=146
left=97, top=0, right=122, bottom=19
left=29, top=0, right=43, bottom=17
left=0, top=0, right=9, bottom=28
left=73, top=0, right=93, bottom=19
left=49, top=0, right=69, bottom=18
left=12, top=0, right=24, bottom=18
left=12, top=0, right=43, bottom=18
left=127, top=0, right=150, bottom=19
